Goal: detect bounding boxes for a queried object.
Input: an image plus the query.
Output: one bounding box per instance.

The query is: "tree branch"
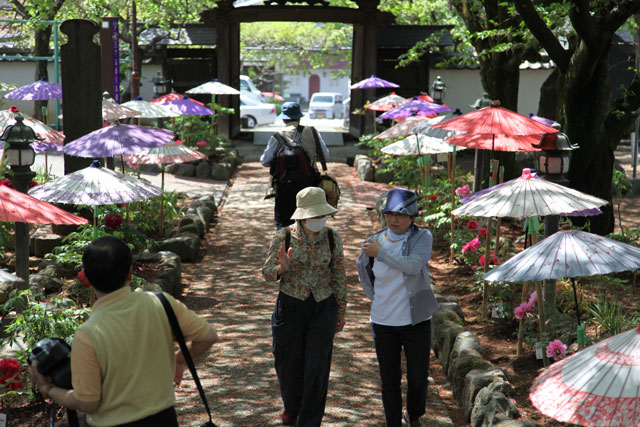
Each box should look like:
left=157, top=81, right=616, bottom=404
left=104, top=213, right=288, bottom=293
left=569, top=0, right=603, bottom=46
left=605, top=72, right=640, bottom=150
left=9, top=0, right=30, bottom=19
left=605, top=0, right=640, bottom=32
left=511, top=0, right=569, bottom=71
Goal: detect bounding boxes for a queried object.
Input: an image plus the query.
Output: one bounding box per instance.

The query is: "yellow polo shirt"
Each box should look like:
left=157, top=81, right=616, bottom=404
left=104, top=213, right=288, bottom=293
left=71, top=287, right=213, bottom=426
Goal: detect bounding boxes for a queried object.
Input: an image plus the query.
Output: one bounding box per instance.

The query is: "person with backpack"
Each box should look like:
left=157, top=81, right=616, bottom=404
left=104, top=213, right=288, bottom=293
left=260, top=101, right=330, bottom=229
left=262, top=187, right=346, bottom=426
left=356, top=189, right=439, bottom=427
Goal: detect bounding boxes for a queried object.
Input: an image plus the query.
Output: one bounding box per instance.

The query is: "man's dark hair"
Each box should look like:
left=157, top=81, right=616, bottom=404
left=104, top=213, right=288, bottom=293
left=82, top=236, right=133, bottom=293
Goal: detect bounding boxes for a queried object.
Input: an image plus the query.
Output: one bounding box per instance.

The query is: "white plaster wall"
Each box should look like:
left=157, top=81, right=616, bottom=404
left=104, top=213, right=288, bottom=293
left=281, top=68, right=350, bottom=104
left=429, top=68, right=554, bottom=116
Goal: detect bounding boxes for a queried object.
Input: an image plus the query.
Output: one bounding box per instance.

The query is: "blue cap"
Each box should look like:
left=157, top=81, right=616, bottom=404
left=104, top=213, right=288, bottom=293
left=383, top=188, right=418, bottom=216
left=279, top=102, right=303, bottom=120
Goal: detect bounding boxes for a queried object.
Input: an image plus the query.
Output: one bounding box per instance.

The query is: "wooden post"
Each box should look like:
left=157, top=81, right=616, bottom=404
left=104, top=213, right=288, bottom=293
left=482, top=217, right=493, bottom=321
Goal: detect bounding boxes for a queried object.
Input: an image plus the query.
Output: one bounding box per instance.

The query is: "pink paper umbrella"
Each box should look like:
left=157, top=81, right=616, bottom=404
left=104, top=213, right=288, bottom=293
left=350, top=75, right=400, bottom=90
left=162, top=96, right=215, bottom=116
left=530, top=325, right=640, bottom=427
left=5, top=77, right=62, bottom=101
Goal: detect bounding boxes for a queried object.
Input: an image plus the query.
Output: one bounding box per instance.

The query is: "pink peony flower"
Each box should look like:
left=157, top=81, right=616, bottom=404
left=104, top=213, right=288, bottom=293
left=467, top=220, right=479, bottom=231
left=176, top=140, right=183, bottom=145
left=514, top=301, right=533, bottom=320
left=0, top=179, right=12, bottom=188
left=546, top=339, right=567, bottom=360
left=462, top=236, right=482, bottom=254
left=455, top=184, right=470, bottom=197
left=529, top=290, right=543, bottom=305
left=196, top=140, right=207, bottom=147
left=477, top=227, right=487, bottom=239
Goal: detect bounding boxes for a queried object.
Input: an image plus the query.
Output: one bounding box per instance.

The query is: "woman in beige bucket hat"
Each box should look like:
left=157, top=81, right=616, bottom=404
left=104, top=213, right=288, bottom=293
left=262, top=187, right=346, bottom=427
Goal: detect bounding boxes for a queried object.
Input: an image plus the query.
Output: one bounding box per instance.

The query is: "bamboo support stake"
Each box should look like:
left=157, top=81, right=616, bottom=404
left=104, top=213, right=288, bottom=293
left=516, top=282, right=530, bottom=356
left=449, top=149, right=457, bottom=262
left=482, top=217, right=493, bottom=321
left=494, top=165, right=504, bottom=258
left=535, top=280, right=550, bottom=366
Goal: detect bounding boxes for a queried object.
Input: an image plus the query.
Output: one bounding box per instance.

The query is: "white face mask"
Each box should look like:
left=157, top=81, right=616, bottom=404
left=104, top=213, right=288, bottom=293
left=304, top=217, right=328, bottom=232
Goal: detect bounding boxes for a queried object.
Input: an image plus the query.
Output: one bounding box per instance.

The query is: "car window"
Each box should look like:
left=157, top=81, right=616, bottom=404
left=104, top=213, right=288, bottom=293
left=312, top=95, right=334, bottom=103
left=240, top=95, right=262, bottom=106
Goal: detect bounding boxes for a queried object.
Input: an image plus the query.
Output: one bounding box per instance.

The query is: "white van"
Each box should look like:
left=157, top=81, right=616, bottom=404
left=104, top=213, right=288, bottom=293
left=309, top=92, right=344, bottom=119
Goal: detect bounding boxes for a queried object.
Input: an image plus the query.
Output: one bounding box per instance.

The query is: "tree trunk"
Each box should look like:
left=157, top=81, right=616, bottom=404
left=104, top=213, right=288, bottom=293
left=559, top=53, right=615, bottom=235
left=33, top=26, right=53, bottom=121
left=537, top=68, right=558, bottom=120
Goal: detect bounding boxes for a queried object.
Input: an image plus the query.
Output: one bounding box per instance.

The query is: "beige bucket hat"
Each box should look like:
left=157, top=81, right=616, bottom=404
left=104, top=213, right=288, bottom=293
left=290, top=187, right=338, bottom=220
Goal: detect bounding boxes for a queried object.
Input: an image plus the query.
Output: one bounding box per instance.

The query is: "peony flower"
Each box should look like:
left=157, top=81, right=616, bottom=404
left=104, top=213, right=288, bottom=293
left=529, top=290, right=543, bottom=305
left=77, top=271, right=91, bottom=288
left=0, top=178, right=12, bottom=188
left=9, top=106, right=18, bottom=113
left=0, top=358, right=22, bottom=390
left=105, top=213, right=123, bottom=230
left=428, top=193, right=440, bottom=201
left=514, top=301, right=533, bottom=320
left=175, top=139, right=183, bottom=145
left=29, top=180, right=39, bottom=188
left=477, top=227, right=487, bottom=239
left=455, top=184, right=471, bottom=197
left=467, top=220, right=479, bottom=231
left=546, top=339, right=567, bottom=360
left=462, top=237, right=482, bottom=254
left=196, top=140, right=207, bottom=147
left=478, top=253, right=500, bottom=266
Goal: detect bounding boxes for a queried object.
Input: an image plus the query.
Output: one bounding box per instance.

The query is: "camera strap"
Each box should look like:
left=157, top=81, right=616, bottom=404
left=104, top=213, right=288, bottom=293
left=154, top=292, right=216, bottom=427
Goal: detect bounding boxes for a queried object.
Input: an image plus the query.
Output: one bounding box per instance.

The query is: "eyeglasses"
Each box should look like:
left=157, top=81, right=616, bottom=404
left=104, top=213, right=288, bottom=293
left=384, top=212, right=410, bottom=218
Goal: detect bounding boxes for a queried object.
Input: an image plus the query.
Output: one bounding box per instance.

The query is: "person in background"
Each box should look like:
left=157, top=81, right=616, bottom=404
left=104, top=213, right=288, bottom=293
left=263, top=187, right=346, bottom=426
left=356, top=188, right=439, bottom=427
left=260, top=102, right=330, bottom=229
left=31, top=236, right=218, bottom=426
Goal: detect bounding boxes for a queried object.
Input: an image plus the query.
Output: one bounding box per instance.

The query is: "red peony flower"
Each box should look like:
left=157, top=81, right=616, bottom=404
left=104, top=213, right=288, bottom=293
left=0, top=358, right=22, bottom=390
left=0, top=179, right=12, bottom=188
left=29, top=180, right=39, bottom=188
left=466, top=220, right=479, bottom=231
left=428, top=192, right=442, bottom=201
left=105, top=213, right=123, bottom=230
left=477, top=227, right=487, bottom=239
left=9, top=106, right=18, bottom=113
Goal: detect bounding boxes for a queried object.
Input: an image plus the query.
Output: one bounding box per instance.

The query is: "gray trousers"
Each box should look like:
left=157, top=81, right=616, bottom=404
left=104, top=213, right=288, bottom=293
left=272, top=292, right=337, bottom=427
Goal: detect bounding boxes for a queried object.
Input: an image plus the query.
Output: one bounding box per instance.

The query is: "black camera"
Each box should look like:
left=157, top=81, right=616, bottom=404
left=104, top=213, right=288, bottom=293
left=28, top=338, right=73, bottom=390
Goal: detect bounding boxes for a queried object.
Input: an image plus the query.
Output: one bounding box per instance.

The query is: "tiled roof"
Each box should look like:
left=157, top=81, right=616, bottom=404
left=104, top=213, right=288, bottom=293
left=139, top=24, right=216, bottom=46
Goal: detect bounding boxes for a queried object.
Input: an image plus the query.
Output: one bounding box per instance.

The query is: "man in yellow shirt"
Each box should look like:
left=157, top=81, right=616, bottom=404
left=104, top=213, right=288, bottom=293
left=31, top=236, right=219, bottom=426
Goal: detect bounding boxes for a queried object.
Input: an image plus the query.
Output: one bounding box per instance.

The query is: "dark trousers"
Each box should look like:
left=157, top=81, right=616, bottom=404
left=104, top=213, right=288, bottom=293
left=275, top=195, right=296, bottom=229
left=115, top=406, right=178, bottom=426
left=272, top=292, right=337, bottom=427
left=372, top=320, right=431, bottom=427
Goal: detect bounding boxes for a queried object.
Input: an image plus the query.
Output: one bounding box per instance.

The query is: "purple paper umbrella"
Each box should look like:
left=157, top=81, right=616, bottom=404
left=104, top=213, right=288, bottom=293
left=379, top=98, right=452, bottom=120
left=64, top=123, right=174, bottom=158
left=350, top=75, right=400, bottom=90
left=528, top=113, right=556, bottom=127
left=5, top=77, right=62, bottom=101
left=162, top=96, right=215, bottom=116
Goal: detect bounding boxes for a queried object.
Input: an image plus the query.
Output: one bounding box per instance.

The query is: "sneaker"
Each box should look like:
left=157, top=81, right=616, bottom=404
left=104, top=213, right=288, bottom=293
left=280, top=410, right=297, bottom=425
left=403, top=410, right=421, bottom=426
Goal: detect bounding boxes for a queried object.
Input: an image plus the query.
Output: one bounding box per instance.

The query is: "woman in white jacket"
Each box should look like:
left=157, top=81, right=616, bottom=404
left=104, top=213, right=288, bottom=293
left=356, top=188, right=439, bottom=427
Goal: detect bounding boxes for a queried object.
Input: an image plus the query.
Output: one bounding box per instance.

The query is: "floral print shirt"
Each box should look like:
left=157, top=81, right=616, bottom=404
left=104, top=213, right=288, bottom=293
left=263, top=223, right=347, bottom=314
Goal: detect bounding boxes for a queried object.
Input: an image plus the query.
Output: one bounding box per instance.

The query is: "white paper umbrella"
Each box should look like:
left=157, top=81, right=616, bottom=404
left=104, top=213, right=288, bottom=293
left=373, top=116, right=431, bottom=140
left=483, top=228, right=640, bottom=283
left=123, top=142, right=206, bottom=165
left=530, top=326, right=640, bottom=427
left=186, top=79, right=240, bottom=95
left=121, top=98, right=180, bottom=119
left=412, top=113, right=464, bottom=140
left=0, top=108, right=64, bottom=143
left=102, top=100, right=141, bottom=121
left=0, top=269, right=23, bottom=283
left=452, top=168, right=608, bottom=218
left=28, top=161, right=163, bottom=205
left=381, top=134, right=467, bottom=155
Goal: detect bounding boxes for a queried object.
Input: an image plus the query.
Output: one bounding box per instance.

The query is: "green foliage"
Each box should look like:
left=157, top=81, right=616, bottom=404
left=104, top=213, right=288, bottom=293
left=0, top=290, right=90, bottom=365
left=587, top=294, right=640, bottom=339
left=0, top=222, right=14, bottom=253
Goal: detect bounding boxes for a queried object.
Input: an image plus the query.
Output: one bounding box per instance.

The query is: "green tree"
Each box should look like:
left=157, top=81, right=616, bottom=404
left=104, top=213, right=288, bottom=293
left=513, top=0, right=640, bottom=235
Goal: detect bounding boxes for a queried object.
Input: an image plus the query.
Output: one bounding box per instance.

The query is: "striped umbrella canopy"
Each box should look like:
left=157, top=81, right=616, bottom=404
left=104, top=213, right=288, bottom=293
left=350, top=75, right=400, bottom=90
left=446, top=133, right=544, bottom=152
left=186, top=79, right=240, bottom=95
left=374, top=116, right=431, bottom=140
left=102, top=100, right=141, bottom=121
left=379, top=98, right=451, bottom=120
left=381, top=133, right=467, bottom=155
left=63, top=123, right=174, bottom=158
left=367, top=92, right=408, bottom=112
left=123, top=142, right=206, bottom=165
left=31, top=142, right=63, bottom=154
left=412, top=112, right=464, bottom=140
left=529, top=325, right=640, bottom=427
left=483, top=227, right=640, bottom=283
left=28, top=161, right=163, bottom=205
left=162, top=96, right=215, bottom=116
left=0, top=107, right=64, bottom=143
left=0, top=184, right=88, bottom=225
left=528, top=113, right=556, bottom=127
left=5, top=77, right=62, bottom=100
left=151, top=92, right=204, bottom=105
left=121, top=97, right=180, bottom=119
left=452, top=168, right=608, bottom=218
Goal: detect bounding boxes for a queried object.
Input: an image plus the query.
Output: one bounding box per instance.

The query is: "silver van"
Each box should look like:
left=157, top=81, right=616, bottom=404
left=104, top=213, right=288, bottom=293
left=309, top=92, right=344, bottom=119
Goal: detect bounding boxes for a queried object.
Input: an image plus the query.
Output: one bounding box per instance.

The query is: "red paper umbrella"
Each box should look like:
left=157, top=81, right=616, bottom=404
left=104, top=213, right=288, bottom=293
left=0, top=184, right=88, bottom=225
left=415, top=94, right=434, bottom=103
left=150, top=92, right=204, bottom=106
left=446, top=133, right=544, bottom=152
left=433, top=100, right=557, bottom=135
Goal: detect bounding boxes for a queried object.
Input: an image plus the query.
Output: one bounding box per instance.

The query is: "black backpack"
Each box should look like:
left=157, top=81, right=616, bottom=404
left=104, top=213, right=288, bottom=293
left=270, top=126, right=320, bottom=197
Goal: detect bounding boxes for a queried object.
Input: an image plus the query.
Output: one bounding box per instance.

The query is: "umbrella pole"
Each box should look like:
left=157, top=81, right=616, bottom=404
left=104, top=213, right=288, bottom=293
left=449, top=149, right=456, bottom=263
left=482, top=217, right=493, bottom=321
left=159, top=165, right=165, bottom=235
left=93, top=206, right=99, bottom=240
left=535, top=280, right=550, bottom=366
left=517, top=282, right=530, bottom=357
left=494, top=165, right=504, bottom=258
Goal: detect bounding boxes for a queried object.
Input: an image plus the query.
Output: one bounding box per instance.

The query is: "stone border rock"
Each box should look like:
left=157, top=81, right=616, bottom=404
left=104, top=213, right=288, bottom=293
left=353, top=154, right=394, bottom=183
